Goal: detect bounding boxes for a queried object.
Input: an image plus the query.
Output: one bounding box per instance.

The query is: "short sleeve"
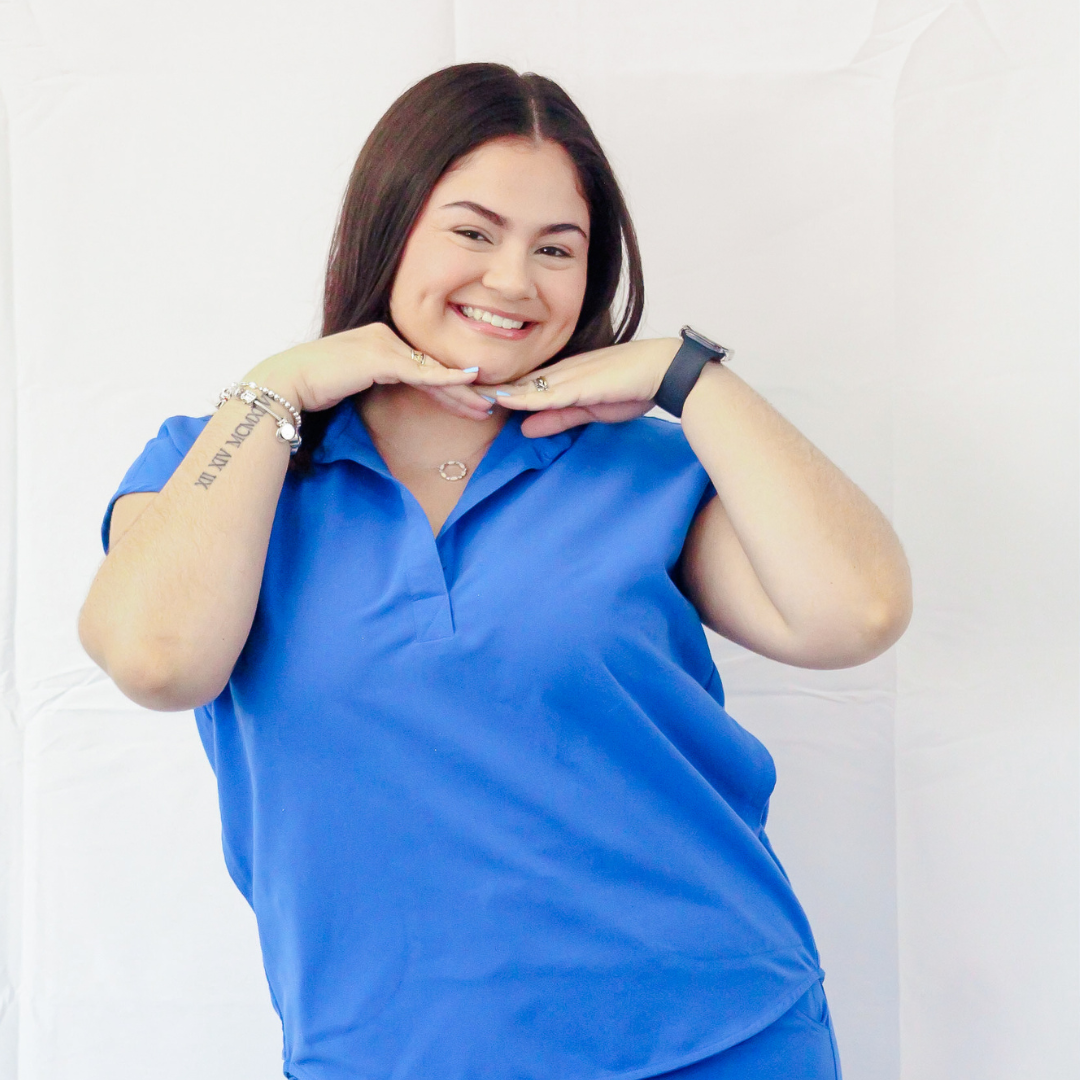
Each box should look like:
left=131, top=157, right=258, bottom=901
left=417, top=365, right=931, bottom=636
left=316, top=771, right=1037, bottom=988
left=102, top=414, right=210, bottom=553
left=695, top=479, right=717, bottom=516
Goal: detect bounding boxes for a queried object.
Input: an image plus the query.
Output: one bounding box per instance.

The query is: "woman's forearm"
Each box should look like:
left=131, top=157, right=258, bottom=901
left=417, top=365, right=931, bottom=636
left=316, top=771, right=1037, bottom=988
left=679, top=361, right=912, bottom=667
left=78, top=396, right=292, bottom=710
left=80, top=325, right=485, bottom=711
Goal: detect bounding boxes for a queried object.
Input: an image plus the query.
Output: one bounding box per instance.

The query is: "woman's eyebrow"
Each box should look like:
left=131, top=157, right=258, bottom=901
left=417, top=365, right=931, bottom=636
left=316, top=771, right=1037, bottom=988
left=439, top=200, right=587, bottom=240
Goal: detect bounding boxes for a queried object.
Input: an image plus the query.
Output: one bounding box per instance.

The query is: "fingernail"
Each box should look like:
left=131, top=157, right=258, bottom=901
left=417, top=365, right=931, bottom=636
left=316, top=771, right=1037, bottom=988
left=496, top=390, right=511, bottom=397
left=463, top=366, right=480, bottom=373
left=479, top=394, right=496, bottom=403
left=486, top=408, right=494, bottom=415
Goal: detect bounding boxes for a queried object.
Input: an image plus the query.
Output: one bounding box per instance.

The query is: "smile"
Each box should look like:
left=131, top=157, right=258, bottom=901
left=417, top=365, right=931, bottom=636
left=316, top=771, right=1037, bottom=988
left=452, top=304, right=535, bottom=339
left=460, top=305, right=526, bottom=329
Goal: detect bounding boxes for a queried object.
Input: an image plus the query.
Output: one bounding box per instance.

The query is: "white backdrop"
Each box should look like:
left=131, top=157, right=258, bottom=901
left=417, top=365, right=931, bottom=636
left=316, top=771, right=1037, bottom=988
left=0, top=2, right=1076, bottom=1078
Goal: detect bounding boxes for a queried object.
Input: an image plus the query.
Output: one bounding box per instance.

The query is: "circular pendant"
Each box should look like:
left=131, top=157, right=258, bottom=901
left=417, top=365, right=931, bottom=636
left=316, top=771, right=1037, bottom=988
left=439, top=460, right=468, bottom=482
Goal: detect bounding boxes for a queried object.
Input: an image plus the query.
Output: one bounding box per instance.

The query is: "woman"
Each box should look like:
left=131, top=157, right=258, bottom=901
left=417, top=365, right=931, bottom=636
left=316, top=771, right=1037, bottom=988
left=79, top=64, right=910, bottom=1080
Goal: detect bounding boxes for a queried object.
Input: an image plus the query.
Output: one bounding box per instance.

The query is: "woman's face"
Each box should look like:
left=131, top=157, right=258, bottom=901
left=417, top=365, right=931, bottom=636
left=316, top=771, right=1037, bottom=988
left=389, top=136, right=590, bottom=385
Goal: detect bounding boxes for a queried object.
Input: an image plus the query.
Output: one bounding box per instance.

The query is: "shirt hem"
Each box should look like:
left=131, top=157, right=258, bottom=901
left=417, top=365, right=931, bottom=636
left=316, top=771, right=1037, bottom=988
left=279, top=967, right=826, bottom=1080
left=626, top=967, right=825, bottom=1080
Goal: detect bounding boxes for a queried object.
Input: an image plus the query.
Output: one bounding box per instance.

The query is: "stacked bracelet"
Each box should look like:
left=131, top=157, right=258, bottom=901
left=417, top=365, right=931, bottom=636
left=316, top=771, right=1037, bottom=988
left=216, top=382, right=302, bottom=453
left=235, top=381, right=302, bottom=430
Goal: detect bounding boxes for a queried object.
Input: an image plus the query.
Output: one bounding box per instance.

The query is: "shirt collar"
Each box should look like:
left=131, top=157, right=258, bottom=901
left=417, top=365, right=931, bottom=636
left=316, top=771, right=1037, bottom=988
left=310, top=398, right=577, bottom=479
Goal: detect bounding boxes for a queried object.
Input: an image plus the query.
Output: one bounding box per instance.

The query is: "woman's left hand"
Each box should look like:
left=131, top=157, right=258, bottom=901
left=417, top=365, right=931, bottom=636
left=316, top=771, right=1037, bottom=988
left=488, top=338, right=681, bottom=437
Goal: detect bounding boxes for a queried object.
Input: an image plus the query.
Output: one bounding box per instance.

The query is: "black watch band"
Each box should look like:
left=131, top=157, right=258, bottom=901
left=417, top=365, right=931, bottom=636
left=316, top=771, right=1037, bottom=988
left=653, top=326, right=730, bottom=418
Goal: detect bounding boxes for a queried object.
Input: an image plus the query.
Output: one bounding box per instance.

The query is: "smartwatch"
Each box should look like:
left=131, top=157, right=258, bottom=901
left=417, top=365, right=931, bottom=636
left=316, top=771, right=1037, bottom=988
left=653, top=326, right=730, bottom=417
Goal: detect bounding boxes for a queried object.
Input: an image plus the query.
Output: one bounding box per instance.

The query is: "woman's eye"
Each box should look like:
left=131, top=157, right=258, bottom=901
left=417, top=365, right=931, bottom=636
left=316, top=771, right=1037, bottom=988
left=537, top=246, right=571, bottom=258
left=455, top=228, right=489, bottom=243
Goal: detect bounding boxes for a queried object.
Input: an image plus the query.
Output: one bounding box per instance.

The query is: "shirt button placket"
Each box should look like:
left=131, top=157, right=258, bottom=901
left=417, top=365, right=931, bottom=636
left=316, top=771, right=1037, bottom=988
left=400, top=497, right=454, bottom=642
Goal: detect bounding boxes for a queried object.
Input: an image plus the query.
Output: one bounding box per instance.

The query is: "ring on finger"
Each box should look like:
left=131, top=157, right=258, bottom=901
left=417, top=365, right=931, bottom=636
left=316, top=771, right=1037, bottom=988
left=410, top=349, right=427, bottom=367
left=533, top=376, right=550, bottom=392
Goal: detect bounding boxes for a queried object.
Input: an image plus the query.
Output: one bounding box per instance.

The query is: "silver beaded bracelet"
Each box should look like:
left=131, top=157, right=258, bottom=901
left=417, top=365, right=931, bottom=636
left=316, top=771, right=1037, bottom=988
left=216, top=382, right=302, bottom=453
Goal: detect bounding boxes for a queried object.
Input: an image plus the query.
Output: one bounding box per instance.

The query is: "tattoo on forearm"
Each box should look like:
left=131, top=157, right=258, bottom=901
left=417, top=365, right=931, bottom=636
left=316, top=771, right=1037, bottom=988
left=193, top=407, right=264, bottom=489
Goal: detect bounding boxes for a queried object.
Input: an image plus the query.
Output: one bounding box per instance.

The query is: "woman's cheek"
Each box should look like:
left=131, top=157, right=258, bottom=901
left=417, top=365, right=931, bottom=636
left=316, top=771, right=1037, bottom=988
left=552, top=283, right=587, bottom=345
left=560, top=270, right=588, bottom=321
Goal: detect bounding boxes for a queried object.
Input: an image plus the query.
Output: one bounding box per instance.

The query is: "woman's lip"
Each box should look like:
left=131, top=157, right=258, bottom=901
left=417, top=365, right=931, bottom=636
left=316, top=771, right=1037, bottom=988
left=451, top=304, right=535, bottom=340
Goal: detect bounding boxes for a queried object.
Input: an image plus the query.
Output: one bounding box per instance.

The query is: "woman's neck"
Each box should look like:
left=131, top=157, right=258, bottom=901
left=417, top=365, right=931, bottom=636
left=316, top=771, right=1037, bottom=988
left=358, top=383, right=506, bottom=476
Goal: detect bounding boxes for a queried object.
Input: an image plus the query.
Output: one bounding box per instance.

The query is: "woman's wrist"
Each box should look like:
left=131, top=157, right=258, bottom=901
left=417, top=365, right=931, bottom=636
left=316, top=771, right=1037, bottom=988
left=646, top=337, right=683, bottom=398
left=679, top=359, right=738, bottom=422
left=651, top=331, right=729, bottom=416
left=599, top=337, right=680, bottom=399
left=240, top=357, right=307, bottom=415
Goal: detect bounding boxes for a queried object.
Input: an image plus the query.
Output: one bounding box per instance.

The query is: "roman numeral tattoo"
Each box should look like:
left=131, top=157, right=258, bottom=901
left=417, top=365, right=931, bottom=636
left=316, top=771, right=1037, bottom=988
left=193, top=407, right=264, bottom=489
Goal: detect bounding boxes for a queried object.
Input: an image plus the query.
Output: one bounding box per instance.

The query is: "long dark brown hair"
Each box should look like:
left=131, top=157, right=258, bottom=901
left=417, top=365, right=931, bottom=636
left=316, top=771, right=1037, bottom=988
left=294, top=62, right=645, bottom=470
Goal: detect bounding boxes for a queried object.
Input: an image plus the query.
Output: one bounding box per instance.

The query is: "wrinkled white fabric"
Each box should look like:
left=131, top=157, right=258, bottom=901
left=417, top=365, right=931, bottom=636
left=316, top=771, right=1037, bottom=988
left=0, top=2, right=1074, bottom=1078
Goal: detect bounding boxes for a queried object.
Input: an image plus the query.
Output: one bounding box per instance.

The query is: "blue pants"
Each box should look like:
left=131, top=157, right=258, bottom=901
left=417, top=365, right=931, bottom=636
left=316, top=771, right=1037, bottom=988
left=655, top=981, right=842, bottom=1080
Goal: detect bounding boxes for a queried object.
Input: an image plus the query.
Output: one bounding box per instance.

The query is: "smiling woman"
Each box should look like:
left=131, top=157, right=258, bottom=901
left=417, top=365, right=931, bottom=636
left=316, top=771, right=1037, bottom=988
left=388, top=139, right=590, bottom=380
left=289, top=64, right=644, bottom=480
left=357, top=136, right=596, bottom=532
left=77, top=63, right=910, bottom=1080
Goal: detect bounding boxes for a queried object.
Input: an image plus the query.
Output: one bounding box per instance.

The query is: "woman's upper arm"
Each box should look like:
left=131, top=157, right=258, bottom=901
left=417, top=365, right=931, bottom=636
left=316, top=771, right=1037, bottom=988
left=679, top=493, right=797, bottom=664
left=680, top=493, right=910, bottom=669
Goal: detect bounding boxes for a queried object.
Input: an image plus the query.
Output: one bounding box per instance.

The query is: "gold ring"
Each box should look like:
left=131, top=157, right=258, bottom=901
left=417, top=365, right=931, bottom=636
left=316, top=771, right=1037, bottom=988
left=533, top=376, right=550, bottom=392
left=411, top=349, right=427, bottom=366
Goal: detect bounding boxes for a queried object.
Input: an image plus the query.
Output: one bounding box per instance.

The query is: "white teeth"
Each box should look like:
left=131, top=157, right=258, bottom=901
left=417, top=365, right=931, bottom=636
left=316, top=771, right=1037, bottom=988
left=461, top=305, right=525, bottom=330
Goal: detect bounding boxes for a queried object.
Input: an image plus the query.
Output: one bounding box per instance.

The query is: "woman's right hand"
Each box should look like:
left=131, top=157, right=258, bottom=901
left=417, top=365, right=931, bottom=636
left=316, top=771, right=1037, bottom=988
left=241, top=322, right=482, bottom=416
left=78, top=322, right=488, bottom=710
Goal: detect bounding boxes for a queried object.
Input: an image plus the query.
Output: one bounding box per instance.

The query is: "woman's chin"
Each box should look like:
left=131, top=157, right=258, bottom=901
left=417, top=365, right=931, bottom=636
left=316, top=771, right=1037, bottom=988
left=442, top=352, right=542, bottom=386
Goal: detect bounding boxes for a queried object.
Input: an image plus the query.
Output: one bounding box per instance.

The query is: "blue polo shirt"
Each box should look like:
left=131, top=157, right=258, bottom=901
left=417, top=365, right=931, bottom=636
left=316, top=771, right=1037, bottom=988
left=104, top=402, right=822, bottom=1080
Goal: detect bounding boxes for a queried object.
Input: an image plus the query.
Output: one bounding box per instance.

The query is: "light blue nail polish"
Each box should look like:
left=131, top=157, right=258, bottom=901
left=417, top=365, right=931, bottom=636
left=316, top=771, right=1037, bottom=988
left=480, top=394, right=496, bottom=403
left=496, top=390, right=511, bottom=397
left=486, top=408, right=494, bottom=415
left=463, top=366, right=479, bottom=373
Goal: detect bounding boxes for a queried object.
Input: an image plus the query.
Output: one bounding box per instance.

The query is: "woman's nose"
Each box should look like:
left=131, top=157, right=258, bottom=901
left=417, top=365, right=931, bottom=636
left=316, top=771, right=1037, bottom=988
left=481, top=245, right=538, bottom=301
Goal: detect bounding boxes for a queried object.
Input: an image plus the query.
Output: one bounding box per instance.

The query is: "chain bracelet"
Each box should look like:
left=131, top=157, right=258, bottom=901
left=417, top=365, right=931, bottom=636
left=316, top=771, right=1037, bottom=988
left=216, top=382, right=302, bottom=453
left=234, top=381, right=302, bottom=430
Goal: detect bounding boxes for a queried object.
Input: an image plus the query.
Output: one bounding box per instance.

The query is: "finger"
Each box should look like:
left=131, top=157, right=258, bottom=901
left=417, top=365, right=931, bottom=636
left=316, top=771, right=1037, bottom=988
left=441, top=383, right=498, bottom=411
left=430, top=382, right=497, bottom=417
left=582, top=401, right=653, bottom=424
left=399, top=363, right=480, bottom=386
left=384, top=346, right=480, bottom=387
left=416, top=384, right=493, bottom=420
left=491, top=371, right=617, bottom=413
left=489, top=378, right=566, bottom=411
left=520, top=407, right=594, bottom=437
left=362, top=323, right=481, bottom=385
left=520, top=400, right=649, bottom=438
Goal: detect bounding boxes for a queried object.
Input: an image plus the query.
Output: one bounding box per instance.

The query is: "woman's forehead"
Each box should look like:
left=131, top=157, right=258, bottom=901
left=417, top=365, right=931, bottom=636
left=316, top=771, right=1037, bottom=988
left=432, top=138, right=589, bottom=223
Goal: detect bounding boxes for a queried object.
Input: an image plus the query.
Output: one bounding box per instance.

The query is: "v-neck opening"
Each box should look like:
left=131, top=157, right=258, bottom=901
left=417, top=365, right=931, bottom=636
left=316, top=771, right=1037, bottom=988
left=311, top=401, right=579, bottom=642
left=313, top=402, right=577, bottom=538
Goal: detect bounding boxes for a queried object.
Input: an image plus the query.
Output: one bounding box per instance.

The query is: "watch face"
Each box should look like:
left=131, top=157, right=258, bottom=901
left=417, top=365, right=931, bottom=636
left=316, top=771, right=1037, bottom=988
left=680, top=325, right=729, bottom=360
